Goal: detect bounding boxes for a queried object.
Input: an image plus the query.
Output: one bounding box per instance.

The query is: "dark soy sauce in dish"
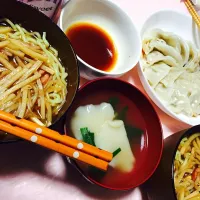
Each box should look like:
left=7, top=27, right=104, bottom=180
left=66, top=22, right=117, bottom=72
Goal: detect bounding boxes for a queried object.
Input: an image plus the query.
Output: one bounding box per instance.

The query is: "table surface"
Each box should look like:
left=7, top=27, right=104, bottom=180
left=0, top=1, right=192, bottom=200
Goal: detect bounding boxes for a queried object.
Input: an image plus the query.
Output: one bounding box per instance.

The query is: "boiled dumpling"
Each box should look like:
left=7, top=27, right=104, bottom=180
left=143, top=38, right=183, bottom=64
left=155, top=83, right=175, bottom=104
left=169, top=89, right=193, bottom=116
left=174, top=79, right=191, bottom=97
left=160, top=67, right=184, bottom=87
left=70, top=103, right=115, bottom=140
left=184, top=42, right=200, bottom=72
left=95, top=120, right=135, bottom=173
left=189, top=91, right=200, bottom=116
left=142, top=28, right=200, bottom=118
left=142, top=29, right=187, bottom=65
left=143, top=62, right=171, bottom=88
left=143, top=29, right=181, bottom=52
left=179, top=71, right=200, bottom=89
left=178, top=37, right=190, bottom=66
left=143, top=51, right=178, bottom=67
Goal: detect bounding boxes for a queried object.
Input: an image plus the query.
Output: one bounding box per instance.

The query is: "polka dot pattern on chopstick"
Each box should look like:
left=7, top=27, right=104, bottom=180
left=31, top=135, right=38, bottom=143
left=73, top=151, right=80, bottom=159
left=77, top=143, right=84, bottom=150
left=35, top=128, right=42, bottom=134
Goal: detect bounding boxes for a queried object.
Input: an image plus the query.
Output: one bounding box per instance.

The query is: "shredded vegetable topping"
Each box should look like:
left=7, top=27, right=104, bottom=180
left=0, top=18, right=68, bottom=126
left=174, top=133, right=200, bottom=200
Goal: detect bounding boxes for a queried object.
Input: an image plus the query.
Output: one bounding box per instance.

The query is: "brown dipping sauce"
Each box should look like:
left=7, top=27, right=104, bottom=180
left=66, top=22, right=117, bottom=72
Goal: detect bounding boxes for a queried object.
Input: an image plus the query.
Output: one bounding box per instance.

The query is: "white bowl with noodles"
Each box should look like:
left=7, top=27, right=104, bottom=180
left=138, top=9, right=200, bottom=126
left=58, top=0, right=141, bottom=80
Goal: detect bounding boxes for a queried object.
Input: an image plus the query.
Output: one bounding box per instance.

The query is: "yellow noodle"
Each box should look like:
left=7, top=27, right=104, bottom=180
left=0, top=18, right=67, bottom=126
left=0, top=27, right=12, bottom=34
left=0, top=40, right=9, bottom=48
left=5, top=47, right=24, bottom=58
left=10, top=39, right=47, bottom=62
left=37, top=79, right=45, bottom=120
left=0, top=67, right=28, bottom=93
left=0, top=53, right=14, bottom=70
left=15, top=61, right=42, bottom=84
left=0, top=52, right=8, bottom=60
left=40, top=65, right=54, bottom=75
left=0, top=73, right=41, bottom=101
left=18, top=87, right=28, bottom=118
left=181, top=134, right=200, bottom=154
left=0, top=66, right=21, bottom=86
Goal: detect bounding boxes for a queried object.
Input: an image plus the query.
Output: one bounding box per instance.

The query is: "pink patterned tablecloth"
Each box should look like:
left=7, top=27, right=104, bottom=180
left=0, top=1, right=192, bottom=200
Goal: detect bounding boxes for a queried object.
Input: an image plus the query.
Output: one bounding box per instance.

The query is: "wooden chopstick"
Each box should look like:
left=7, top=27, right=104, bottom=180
left=0, top=110, right=112, bottom=162
left=184, top=0, right=200, bottom=29
left=0, top=119, right=108, bottom=171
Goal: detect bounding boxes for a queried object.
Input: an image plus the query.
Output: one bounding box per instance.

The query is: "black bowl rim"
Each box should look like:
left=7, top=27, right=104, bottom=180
left=64, top=77, right=163, bottom=191
left=171, top=125, right=200, bottom=199
left=0, top=0, right=80, bottom=144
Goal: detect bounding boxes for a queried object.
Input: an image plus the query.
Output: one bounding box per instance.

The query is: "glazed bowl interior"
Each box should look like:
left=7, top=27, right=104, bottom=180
left=59, top=0, right=141, bottom=79
left=65, top=78, right=163, bottom=190
left=0, top=0, right=79, bottom=143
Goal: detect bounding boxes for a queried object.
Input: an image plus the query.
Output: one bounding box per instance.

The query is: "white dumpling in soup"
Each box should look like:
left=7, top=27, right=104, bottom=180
left=70, top=103, right=115, bottom=140
left=95, top=120, right=135, bottom=173
left=71, top=103, right=135, bottom=173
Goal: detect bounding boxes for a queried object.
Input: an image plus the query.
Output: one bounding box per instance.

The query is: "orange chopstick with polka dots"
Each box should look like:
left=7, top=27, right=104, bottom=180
left=0, top=110, right=112, bottom=162
left=0, top=110, right=113, bottom=170
left=0, top=119, right=108, bottom=171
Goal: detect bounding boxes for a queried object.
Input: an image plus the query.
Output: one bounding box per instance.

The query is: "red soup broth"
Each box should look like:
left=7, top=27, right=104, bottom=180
left=66, top=90, right=148, bottom=188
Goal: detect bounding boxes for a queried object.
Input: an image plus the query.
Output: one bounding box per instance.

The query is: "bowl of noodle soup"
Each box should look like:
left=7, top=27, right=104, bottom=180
left=143, top=126, right=200, bottom=200
left=0, top=0, right=79, bottom=142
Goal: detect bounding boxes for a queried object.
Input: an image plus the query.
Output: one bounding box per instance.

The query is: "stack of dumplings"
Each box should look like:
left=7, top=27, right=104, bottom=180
left=142, top=28, right=200, bottom=117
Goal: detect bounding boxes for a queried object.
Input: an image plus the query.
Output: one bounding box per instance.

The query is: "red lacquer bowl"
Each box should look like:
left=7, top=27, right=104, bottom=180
left=64, top=78, right=163, bottom=190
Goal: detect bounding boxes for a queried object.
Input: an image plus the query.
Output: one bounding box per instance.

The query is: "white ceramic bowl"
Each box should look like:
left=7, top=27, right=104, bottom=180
left=58, top=0, right=141, bottom=80
left=138, top=9, right=200, bottom=126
